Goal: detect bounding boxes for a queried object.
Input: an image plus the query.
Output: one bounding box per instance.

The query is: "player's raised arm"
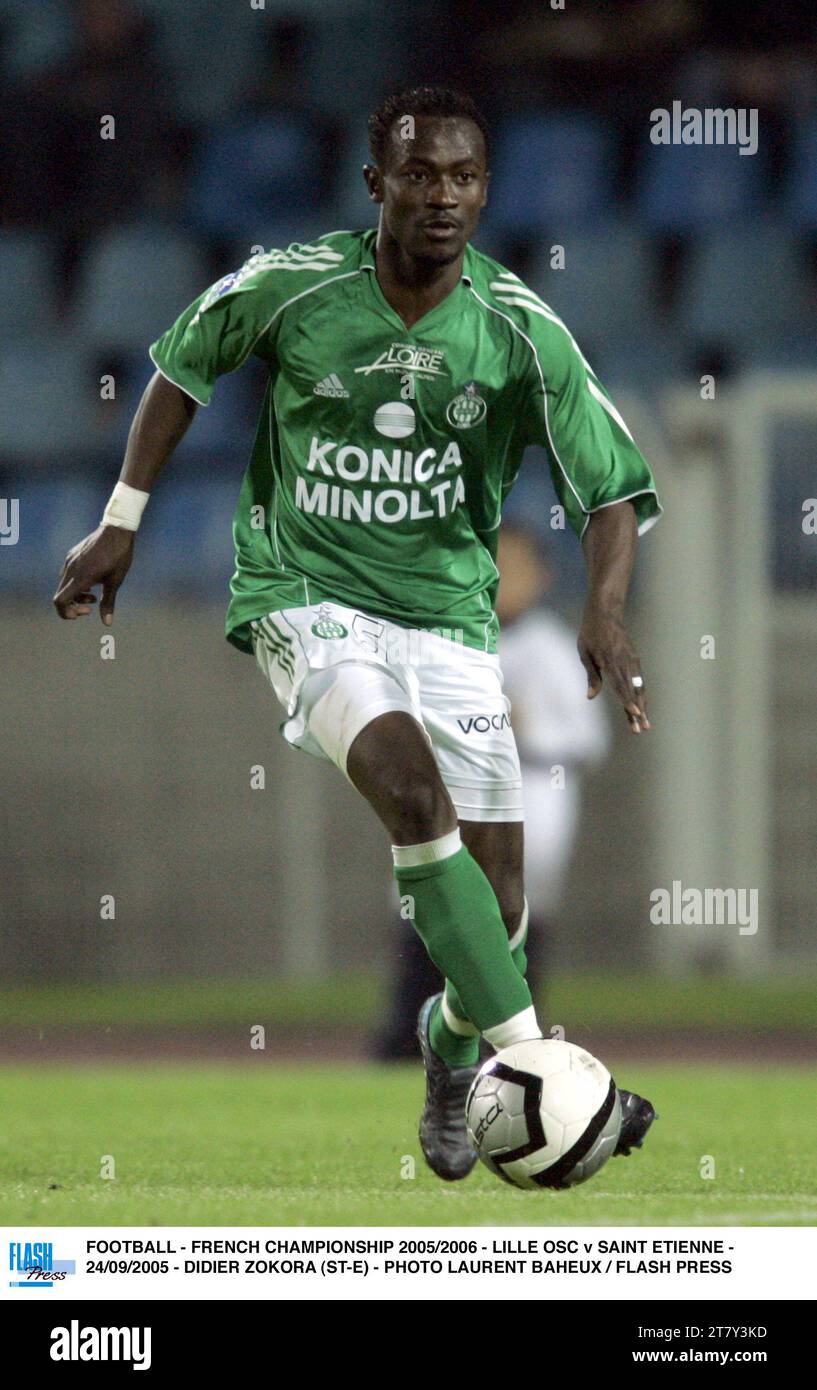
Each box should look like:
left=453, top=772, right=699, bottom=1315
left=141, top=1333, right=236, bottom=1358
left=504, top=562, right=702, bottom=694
left=577, top=499, right=649, bottom=734
left=508, top=294, right=661, bottom=734
left=53, top=371, right=197, bottom=624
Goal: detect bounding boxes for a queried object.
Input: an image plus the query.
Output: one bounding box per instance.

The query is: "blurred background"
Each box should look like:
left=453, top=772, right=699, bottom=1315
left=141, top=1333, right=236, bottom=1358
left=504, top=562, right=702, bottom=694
left=1, top=0, right=815, bottom=1059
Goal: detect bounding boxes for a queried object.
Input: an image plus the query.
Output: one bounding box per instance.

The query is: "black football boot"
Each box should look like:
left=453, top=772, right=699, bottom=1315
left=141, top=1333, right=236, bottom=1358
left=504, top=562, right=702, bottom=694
left=417, top=994, right=480, bottom=1181
left=615, top=1088, right=657, bottom=1156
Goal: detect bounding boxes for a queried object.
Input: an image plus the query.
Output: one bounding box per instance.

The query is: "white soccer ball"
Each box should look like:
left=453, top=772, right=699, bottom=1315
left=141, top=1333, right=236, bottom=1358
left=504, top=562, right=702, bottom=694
left=465, top=1039, right=622, bottom=1190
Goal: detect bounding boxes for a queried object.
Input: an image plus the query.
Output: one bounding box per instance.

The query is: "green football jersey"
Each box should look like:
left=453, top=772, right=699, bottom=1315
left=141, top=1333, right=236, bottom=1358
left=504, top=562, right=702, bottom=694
left=149, top=228, right=661, bottom=655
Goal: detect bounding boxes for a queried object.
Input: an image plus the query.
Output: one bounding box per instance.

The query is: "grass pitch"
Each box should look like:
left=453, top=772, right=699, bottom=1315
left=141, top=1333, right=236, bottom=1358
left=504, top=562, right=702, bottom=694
left=0, top=1061, right=814, bottom=1226
left=1, top=971, right=815, bottom=1031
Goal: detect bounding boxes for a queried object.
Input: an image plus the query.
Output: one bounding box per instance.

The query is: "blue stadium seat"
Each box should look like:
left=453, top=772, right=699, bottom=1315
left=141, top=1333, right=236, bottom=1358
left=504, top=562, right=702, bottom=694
left=73, top=224, right=208, bottom=354
left=501, top=453, right=588, bottom=603
left=740, top=333, right=817, bottom=372
left=131, top=479, right=241, bottom=597
left=591, top=333, right=685, bottom=391
left=0, top=477, right=103, bottom=594
left=0, top=473, right=238, bottom=601
left=98, top=346, right=264, bottom=469
left=142, top=0, right=405, bottom=127
left=187, top=115, right=325, bottom=243
left=678, top=222, right=812, bottom=352
left=524, top=220, right=655, bottom=348
left=329, top=123, right=379, bottom=232
left=0, top=334, right=96, bottom=461
left=300, top=3, right=409, bottom=121
left=134, top=0, right=268, bottom=124
left=637, top=138, right=766, bottom=233
left=0, top=0, right=73, bottom=80
left=787, top=118, right=817, bottom=229
left=484, top=113, right=613, bottom=237
left=0, top=231, right=56, bottom=334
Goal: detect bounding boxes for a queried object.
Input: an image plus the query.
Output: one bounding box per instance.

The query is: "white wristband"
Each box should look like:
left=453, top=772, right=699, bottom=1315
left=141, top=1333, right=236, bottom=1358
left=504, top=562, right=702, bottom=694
left=102, top=481, right=150, bottom=532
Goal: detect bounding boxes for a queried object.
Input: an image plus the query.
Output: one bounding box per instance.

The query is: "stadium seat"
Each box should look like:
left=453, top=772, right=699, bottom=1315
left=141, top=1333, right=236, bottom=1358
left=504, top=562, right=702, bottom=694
left=0, top=473, right=238, bottom=601
left=583, top=331, right=685, bottom=391
left=741, top=333, right=817, bottom=372
left=73, top=224, right=208, bottom=355
left=186, top=115, right=325, bottom=243
left=134, top=0, right=268, bottom=124
left=501, top=453, right=588, bottom=603
left=524, top=220, right=655, bottom=348
left=141, top=0, right=403, bottom=127
left=99, top=346, right=264, bottom=469
left=0, top=334, right=96, bottom=461
left=300, top=4, right=409, bottom=121
left=131, top=478, right=241, bottom=597
left=678, top=222, right=812, bottom=353
left=0, top=477, right=103, bottom=593
left=484, top=113, right=613, bottom=237
left=164, top=359, right=262, bottom=465
left=787, top=117, right=817, bottom=229
left=0, top=231, right=57, bottom=334
left=637, top=138, right=766, bottom=233
left=329, top=123, right=379, bottom=233
left=0, top=0, right=73, bottom=80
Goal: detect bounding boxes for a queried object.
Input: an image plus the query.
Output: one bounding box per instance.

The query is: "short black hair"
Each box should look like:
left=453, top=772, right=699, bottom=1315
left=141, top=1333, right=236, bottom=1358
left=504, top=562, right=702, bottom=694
left=367, top=85, right=490, bottom=169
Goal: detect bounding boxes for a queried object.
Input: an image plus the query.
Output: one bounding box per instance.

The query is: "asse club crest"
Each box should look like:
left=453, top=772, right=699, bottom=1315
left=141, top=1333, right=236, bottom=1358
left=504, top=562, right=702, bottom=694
left=311, top=605, right=348, bottom=640
left=446, top=380, right=487, bottom=429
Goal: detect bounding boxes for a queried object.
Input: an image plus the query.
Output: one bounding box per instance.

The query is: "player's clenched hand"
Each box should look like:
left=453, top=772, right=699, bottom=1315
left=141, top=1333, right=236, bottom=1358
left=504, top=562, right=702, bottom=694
left=53, top=525, right=135, bottom=625
left=577, top=605, right=650, bottom=734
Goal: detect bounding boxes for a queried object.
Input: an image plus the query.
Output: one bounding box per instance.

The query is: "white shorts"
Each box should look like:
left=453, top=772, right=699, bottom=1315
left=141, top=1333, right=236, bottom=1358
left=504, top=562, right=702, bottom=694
left=251, top=600, right=523, bottom=822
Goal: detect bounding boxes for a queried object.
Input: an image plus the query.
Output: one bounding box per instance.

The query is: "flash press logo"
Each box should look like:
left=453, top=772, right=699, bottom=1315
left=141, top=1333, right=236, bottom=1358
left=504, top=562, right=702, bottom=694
left=8, top=1239, right=75, bottom=1288
left=50, top=1321, right=152, bottom=1372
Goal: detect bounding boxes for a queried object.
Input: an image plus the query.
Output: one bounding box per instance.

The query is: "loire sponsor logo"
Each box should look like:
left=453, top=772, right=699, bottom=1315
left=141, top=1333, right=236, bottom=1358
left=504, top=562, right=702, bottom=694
left=354, top=343, right=447, bottom=379
left=50, top=1321, right=152, bottom=1372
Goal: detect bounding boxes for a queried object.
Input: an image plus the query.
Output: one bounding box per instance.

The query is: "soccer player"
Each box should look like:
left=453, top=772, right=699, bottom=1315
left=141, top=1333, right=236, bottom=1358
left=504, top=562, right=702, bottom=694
left=54, top=86, right=658, bottom=1182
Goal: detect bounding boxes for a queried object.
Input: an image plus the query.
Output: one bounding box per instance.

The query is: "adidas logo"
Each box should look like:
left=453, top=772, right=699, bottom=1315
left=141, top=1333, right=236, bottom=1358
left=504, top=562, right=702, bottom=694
left=314, top=373, right=349, bottom=398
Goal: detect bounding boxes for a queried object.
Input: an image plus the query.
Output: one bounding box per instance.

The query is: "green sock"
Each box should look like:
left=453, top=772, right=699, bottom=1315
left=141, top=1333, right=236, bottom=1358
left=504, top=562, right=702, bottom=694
left=440, top=909, right=530, bottom=1064
left=429, top=996, right=480, bottom=1068
left=394, top=845, right=532, bottom=1063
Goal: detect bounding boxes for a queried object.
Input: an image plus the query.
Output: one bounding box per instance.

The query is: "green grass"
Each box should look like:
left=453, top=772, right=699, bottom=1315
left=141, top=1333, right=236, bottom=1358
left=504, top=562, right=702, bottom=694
left=0, top=1062, right=814, bottom=1226
left=2, top=971, right=816, bottom=1032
